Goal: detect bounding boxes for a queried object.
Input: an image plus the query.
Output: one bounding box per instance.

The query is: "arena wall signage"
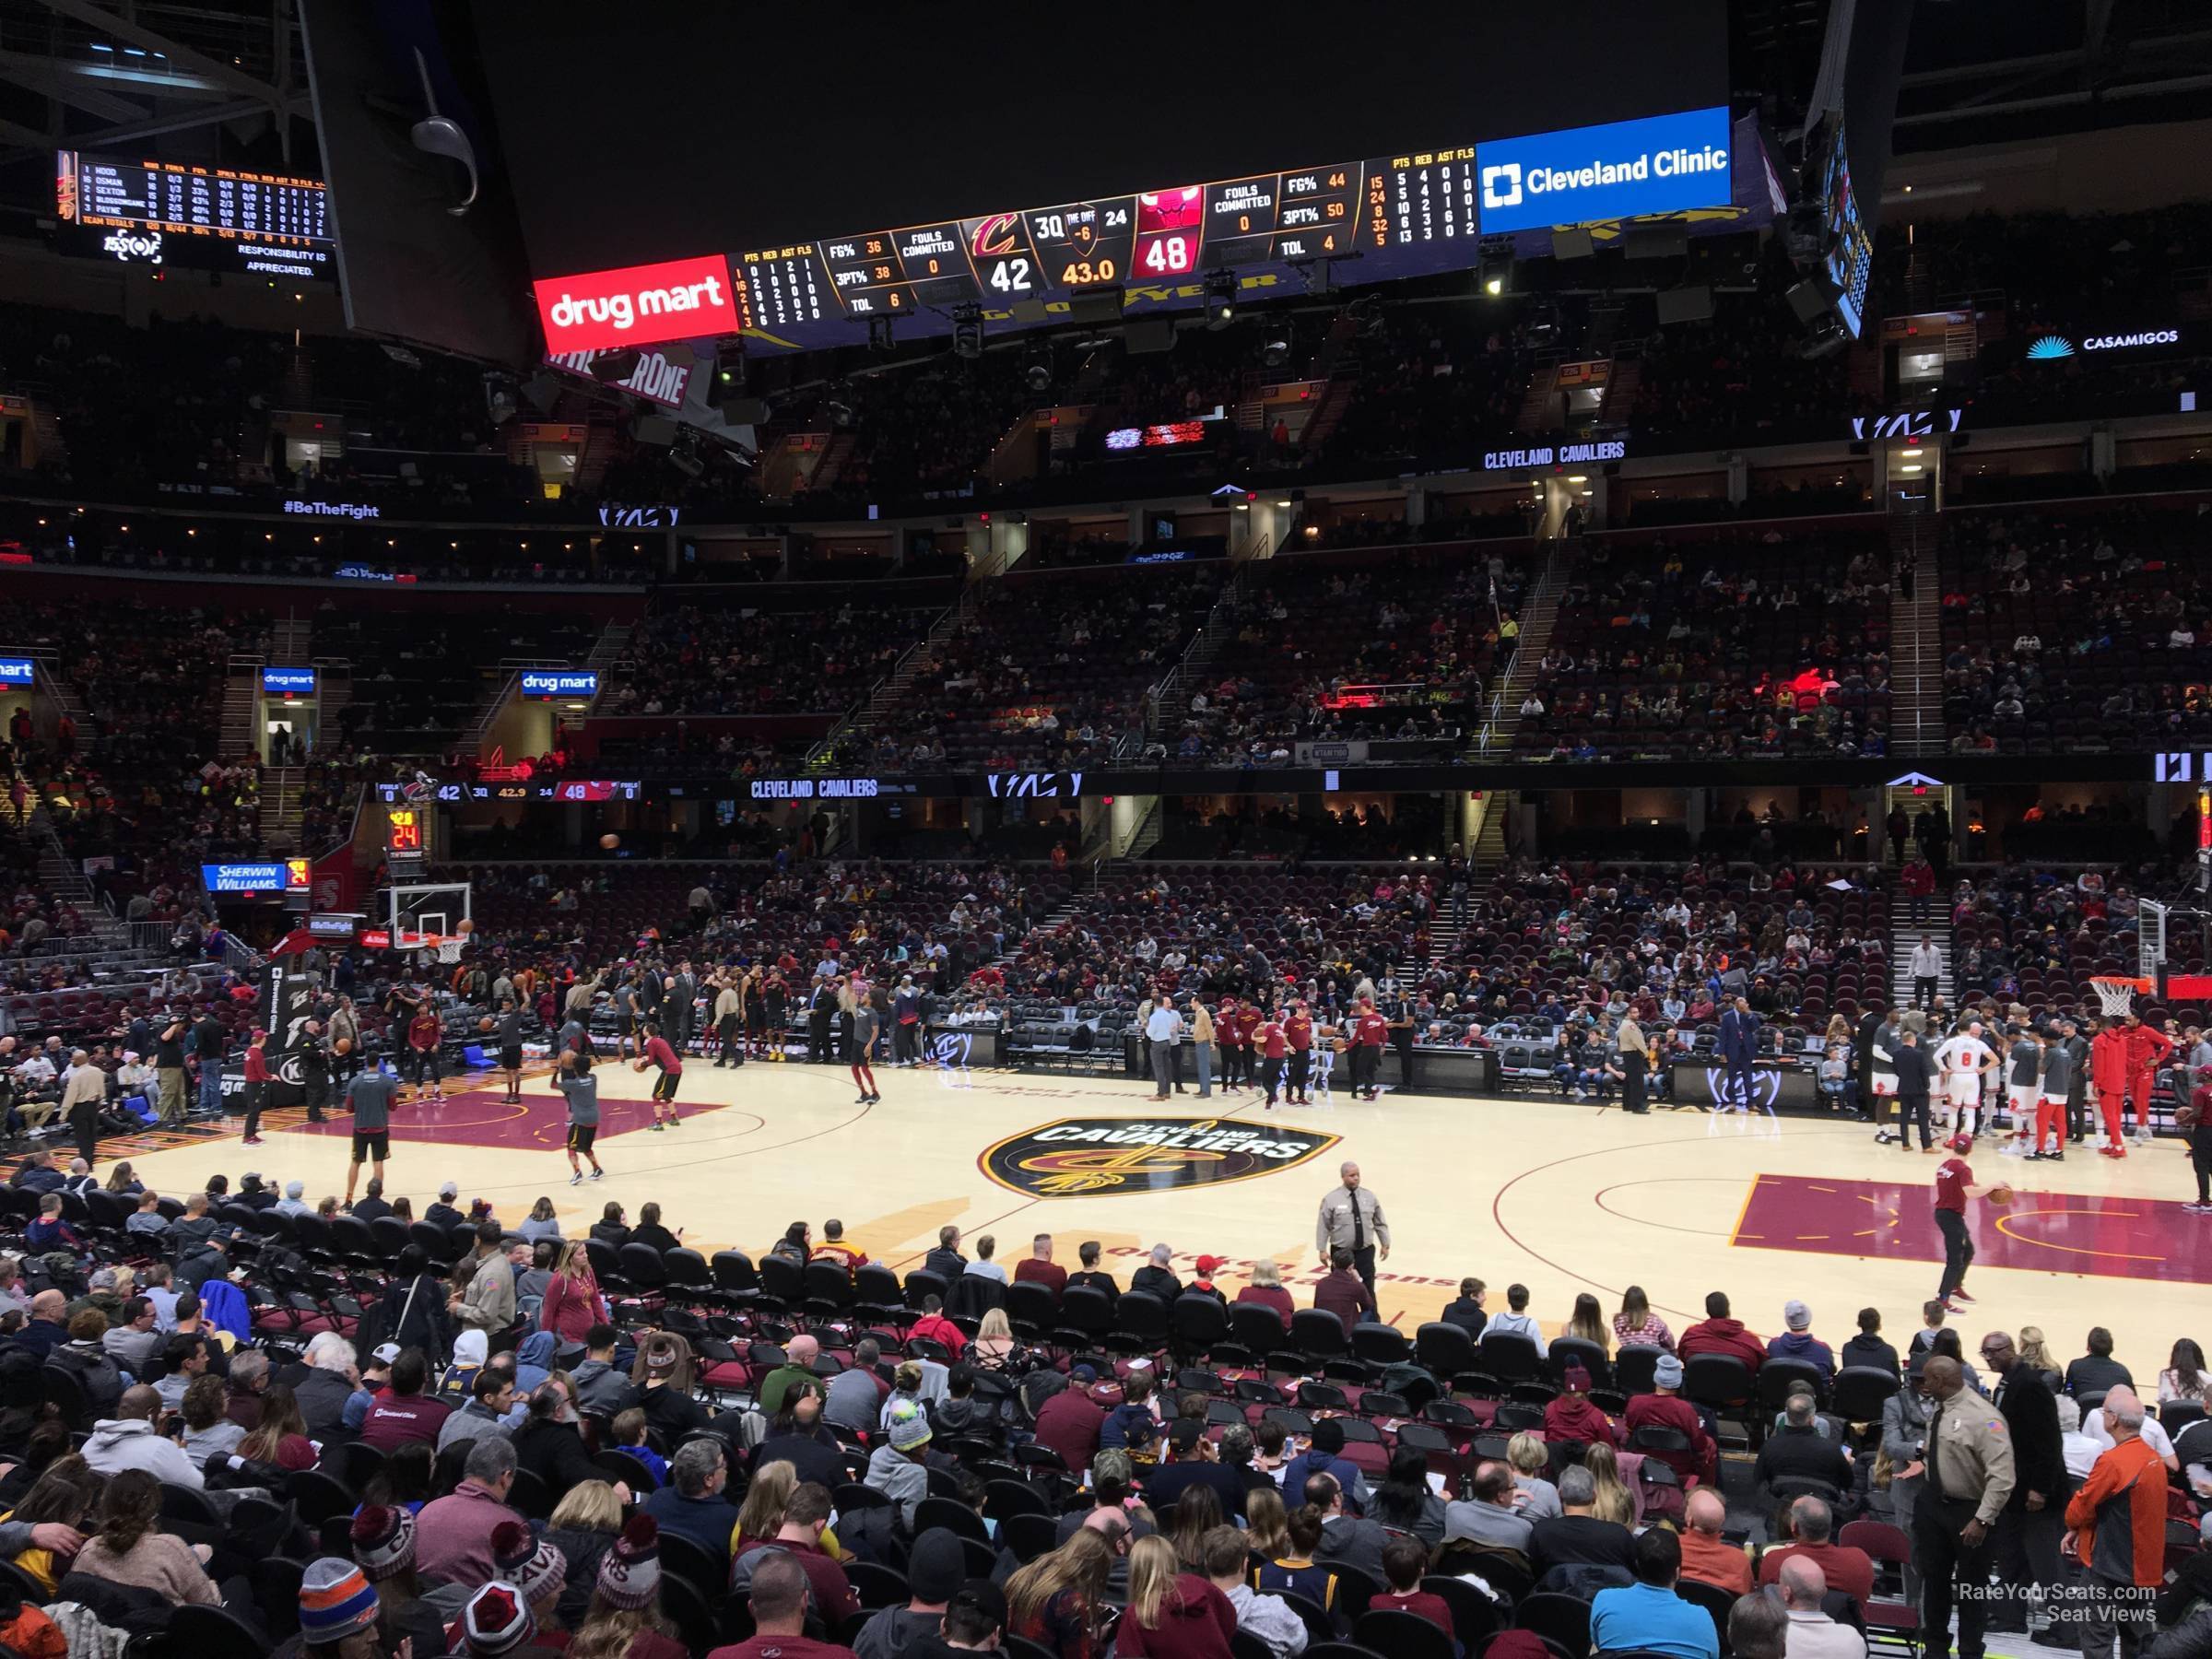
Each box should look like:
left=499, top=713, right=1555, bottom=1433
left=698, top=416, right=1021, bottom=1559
left=260, top=667, right=317, bottom=696
left=202, top=860, right=311, bottom=895
left=282, top=500, right=381, bottom=520
left=533, top=255, right=738, bottom=354
left=980, top=1115, right=1343, bottom=1197
left=0, top=658, right=35, bottom=686
left=747, top=776, right=886, bottom=800
left=983, top=771, right=1084, bottom=798
left=596, top=503, right=682, bottom=528
left=547, top=347, right=695, bottom=410
left=2027, top=327, right=2183, bottom=360
left=1472, top=106, right=1732, bottom=234
left=519, top=669, right=599, bottom=699
left=1482, top=438, right=1629, bottom=471
left=1849, top=408, right=1965, bottom=441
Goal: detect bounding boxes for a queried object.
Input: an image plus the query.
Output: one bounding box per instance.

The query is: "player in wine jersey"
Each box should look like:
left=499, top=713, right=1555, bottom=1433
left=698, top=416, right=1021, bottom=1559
left=632, top=1019, right=682, bottom=1129
left=1350, top=1000, right=1389, bottom=1101
left=1213, top=996, right=1241, bottom=1091
left=1230, top=999, right=1263, bottom=1094
left=1283, top=1004, right=1314, bottom=1105
left=1255, top=1012, right=1288, bottom=1110
left=1932, top=1134, right=2013, bottom=1310
left=1933, top=1022, right=1998, bottom=1140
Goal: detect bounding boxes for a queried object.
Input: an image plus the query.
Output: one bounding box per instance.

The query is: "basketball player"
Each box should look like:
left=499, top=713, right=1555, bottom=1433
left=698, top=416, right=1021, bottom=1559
left=2122, top=1011, right=2173, bottom=1147
left=1255, top=1007, right=1288, bottom=1111
left=844, top=986, right=880, bottom=1104
left=404, top=1001, right=444, bottom=1103
left=1350, top=998, right=1389, bottom=1101
left=493, top=997, right=526, bottom=1104
left=2001, top=1024, right=2044, bottom=1159
left=611, top=971, right=642, bottom=1060
left=2185, top=1065, right=2212, bottom=1214
left=1932, top=1134, right=2014, bottom=1312
left=240, top=1027, right=271, bottom=1147
left=1932, top=1019, right=1997, bottom=1140
left=2088, top=1016, right=2135, bottom=1158
left=343, top=1057, right=396, bottom=1207
left=1284, top=1001, right=1314, bottom=1105
left=760, top=969, right=788, bottom=1061
left=557, top=1051, right=605, bottom=1183
left=1311, top=1015, right=1341, bottom=1097
left=632, top=1019, right=682, bottom=1129
left=2031, top=1019, right=2078, bottom=1161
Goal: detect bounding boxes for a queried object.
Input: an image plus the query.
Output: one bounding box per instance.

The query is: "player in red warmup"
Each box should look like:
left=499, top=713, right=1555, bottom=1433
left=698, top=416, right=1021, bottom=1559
left=633, top=1018, right=682, bottom=1130
left=2121, top=1012, right=2172, bottom=1148
left=1255, top=1009, right=1288, bottom=1111
left=2088, top=1018, right=2134, bottom=1158
left=1215, top=995, right=1243, bottom=1093
left=1933, top=1134, right=2014, bottom=1312
left=1230, top=998, right=1262, bottom=1096
left=1351, top=998, right=1389, bottom=1101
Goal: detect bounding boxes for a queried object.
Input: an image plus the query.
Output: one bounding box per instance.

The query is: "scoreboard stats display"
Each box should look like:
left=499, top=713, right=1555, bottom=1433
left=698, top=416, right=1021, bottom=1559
left=384, top=806, right=426, bottom=879
left=732, top=108, right=1735, bottom=353
left=54, top=149, right=334, bottom=279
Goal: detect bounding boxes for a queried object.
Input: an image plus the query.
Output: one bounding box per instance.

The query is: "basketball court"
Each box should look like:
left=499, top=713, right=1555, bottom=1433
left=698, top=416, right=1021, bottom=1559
left=104, top=1053, right=2197, bottom=1374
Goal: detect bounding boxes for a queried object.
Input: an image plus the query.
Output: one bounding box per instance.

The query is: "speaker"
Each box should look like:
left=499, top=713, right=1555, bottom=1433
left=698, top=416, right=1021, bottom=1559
left=1550, top=227, right=1594, bottom=261
left=1123, top=317, right=1176, bottom=355
left=631, top=415, right=680, bottom=446
left=1656, top=285, right=1714, bottom=325
left=1068, top=288, right=1124, bottom=328
left=717, top=395, right=771, bottom=426
left=1785, top=277, right=1835, bottom=325
left=1626, top=225, right=1689, bottom=261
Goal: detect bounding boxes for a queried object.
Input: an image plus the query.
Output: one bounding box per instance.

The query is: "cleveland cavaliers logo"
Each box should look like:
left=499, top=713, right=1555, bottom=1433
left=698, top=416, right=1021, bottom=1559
left=980, top=1116, right=1342, bottom=1198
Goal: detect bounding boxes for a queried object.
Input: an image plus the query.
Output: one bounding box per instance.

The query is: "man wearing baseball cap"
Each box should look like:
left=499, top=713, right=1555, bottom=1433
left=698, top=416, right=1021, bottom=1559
left=1623, top=1353, right=1717, bottom=1486
left=1144, top=1416, right=1251, bottom=1517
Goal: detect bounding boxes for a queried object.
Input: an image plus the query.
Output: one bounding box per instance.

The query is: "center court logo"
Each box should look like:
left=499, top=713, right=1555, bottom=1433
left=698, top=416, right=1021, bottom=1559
left=1481, top=164, right=1522, bottom=208
left=981, top=1115, right=1341, bottom=1197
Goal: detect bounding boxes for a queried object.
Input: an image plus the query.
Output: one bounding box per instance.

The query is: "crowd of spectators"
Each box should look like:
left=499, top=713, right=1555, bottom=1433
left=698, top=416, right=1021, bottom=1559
left=1151, top=548, right=1523, bottom=766
left=606, top=596, right=948, bottom=720
left=1940, top=503, right=2212, bottom=754
left=0, top=1102, right=2197, bottom=1658
left=1515, top=528, right=1892, bottom=761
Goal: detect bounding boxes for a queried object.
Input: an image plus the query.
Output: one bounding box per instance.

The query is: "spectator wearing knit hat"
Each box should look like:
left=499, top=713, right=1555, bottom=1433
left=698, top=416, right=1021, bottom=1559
left=459, top=1580, right=559, bottom=1658
left=1544, top=1363, right=1621, bottom=1449
left=867, top=1400, right=935, bottom=1529
left=490, top=1518, right=569, bottom=1638
left=569, top=1514, right=685, bottom=1659
left=349, top=1502, right=463, bottom=1655
left=296, top=1557, right=382, bottom=1653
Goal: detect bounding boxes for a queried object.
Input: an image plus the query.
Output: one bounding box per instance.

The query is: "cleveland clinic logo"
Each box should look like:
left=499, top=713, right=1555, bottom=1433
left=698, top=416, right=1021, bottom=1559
left=1481, top=164, right=1523, bottom=208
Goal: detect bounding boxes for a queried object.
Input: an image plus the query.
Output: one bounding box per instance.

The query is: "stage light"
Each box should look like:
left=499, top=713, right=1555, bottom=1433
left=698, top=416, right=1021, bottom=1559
left=1204, top=270, right=1236, bottom=329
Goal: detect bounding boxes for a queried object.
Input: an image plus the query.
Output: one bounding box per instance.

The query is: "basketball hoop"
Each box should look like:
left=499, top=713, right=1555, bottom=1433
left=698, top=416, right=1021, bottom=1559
left=2089, top=975, right=2149, bottom=1017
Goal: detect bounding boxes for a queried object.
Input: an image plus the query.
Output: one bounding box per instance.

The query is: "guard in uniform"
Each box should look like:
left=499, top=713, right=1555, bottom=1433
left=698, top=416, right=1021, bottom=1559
left=1914, top=1354, right=2017, bottom=1659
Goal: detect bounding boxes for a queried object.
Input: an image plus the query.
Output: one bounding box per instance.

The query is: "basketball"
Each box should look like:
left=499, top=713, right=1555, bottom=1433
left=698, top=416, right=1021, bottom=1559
left=629, top=1057, right=648, bottom=1073
left=456, top=918, right=474, bottom=935
left=1987, top=1186, right=2016, bottom=1206
left=600, top=833, right=620, bottom=850
left=334, top=1037, right=352, bottom=1054
left=478, top=1017, right=495, bottom=1032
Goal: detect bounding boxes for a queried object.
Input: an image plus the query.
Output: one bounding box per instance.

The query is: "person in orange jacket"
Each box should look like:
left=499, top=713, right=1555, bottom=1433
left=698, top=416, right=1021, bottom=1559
left=2063, top=1386, right=2166, bottom=1653
left=2088, top=1018, right=2136, bottom=1158
left=2120, top=1013, right=2173, bottom=1149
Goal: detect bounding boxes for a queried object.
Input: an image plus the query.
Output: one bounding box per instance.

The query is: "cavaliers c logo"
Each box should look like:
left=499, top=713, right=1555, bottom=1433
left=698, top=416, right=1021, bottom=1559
left=980, top=1116, right=1342, bottom=1198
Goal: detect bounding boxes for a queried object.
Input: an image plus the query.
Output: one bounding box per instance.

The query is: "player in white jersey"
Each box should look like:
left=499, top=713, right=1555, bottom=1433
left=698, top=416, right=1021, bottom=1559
left=1932, top=1021, right=1999, bottom=1136
left=1309, top=1018, right=1342, bottom=1093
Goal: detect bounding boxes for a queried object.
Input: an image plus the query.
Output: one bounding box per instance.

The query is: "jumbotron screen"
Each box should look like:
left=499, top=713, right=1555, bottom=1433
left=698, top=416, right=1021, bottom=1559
left=53, top=149, right=335, bottom=279
left=722, top=106, right=1739, bottom=352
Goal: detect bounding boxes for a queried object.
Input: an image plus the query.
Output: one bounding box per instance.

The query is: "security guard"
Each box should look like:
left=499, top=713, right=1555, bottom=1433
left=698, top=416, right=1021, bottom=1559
left=1914, top=1354, right=2017, bottom=1659
left=1315, top=1160, right=1391, bottom=1300
left=1385, top=984, right=1418, bottom=1094
left=1617, top=1012, right=1651, bottom=1114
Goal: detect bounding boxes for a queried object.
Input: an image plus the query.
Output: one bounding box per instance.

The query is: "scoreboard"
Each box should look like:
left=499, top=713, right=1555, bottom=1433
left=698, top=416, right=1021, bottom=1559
left=54, top=149, right=334, bottom=279
left=736, top=148, right=1475, bottom=347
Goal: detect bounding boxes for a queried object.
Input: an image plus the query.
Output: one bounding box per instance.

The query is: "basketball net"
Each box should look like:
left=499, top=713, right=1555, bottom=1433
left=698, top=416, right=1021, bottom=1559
left=396, top=931, right=465, bottom=964
left=2089, top=974, right=2148, bottom=1017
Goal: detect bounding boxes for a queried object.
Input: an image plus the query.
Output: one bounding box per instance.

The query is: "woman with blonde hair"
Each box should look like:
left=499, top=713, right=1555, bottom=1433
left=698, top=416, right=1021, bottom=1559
left=2017, top=1325, right=2059, bottom=1382
left=1241, top=1486, right=1289, bottom=1561
left=1612, top=1285, right=1675, bottom=1353
left=1234, top=1259, right=1295, bottom=1326
left=565, top=1513, right=686, bottom=1659
left=1507, top=1430, right=1564, bottom=1519
left=733, top=1458, right=797, bottom=1550
left=541, top=1237, right=608, bottom=1344
left=971, top=1307, right=1018, bottom=1371
left=1583, top=1441, right=1639, bottom=1527
left=1006, top=1529, right=1114, bottom=1657
left=1119, top=1533, right=1236, bottom=1656
left=545, top=1478, right=627, bottom=1627
left=1565, top=1291, right=1611, bottom=1354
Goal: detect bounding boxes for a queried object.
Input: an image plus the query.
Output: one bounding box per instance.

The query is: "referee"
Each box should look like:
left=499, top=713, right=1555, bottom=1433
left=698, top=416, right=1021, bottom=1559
left=1316, top=1161, right=1391, bottom=1300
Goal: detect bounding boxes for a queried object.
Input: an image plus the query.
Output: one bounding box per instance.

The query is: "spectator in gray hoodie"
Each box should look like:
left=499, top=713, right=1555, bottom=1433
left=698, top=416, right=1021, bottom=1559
left=866, top=1402, right=935, bottom=1529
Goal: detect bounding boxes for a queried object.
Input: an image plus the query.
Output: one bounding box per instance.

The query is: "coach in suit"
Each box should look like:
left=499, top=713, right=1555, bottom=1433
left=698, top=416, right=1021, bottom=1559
left=1719, top=997, right=1761, bottom=1113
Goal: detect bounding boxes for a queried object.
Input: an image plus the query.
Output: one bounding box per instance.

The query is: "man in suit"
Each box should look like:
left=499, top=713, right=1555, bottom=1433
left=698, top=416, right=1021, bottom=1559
left=1979, top=1330, right=2065, bottom=1634
left=1308, top=1471, right=1386, bottom=1583
left=1719, top=997, right=1762, bottom=1113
